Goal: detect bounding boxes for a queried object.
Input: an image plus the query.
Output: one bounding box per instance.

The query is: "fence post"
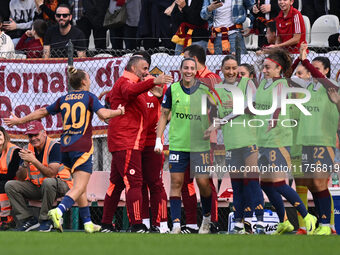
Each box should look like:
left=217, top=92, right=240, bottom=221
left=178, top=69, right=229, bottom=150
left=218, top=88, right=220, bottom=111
left=235, top=33, right=241, bottom=65
left=66, top=39, right=74, bottom=91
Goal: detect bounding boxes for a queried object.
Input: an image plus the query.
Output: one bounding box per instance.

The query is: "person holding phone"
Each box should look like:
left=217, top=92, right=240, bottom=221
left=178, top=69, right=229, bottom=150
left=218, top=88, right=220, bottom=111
left=200, top=0, right=254, bottom=54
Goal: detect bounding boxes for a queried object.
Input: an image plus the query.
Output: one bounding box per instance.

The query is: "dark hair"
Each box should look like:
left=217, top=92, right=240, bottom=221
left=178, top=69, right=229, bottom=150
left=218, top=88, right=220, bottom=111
left=180, top=57, right=197, bottom=69
left=33, top=19, right=47, bottom=38
left=0, top=15, right=3, bottom=24
left=265, top=48, right=292, bottom=77
left=0, top=126, right=11, bottom=153
left=240, top=63, right=255, bottom=78
left=56, top=4, right=72, bottom=14
left=133, top=51, right=151, bottom=66
left=68, top=66, right=87, bottom=90
left=266, top=21, right=276, bottom=34
left=183, top=45, right=206, bottom=65
left=221, top=55, right=237, bottom=67
left=126, top=56, right=148, bottom=72
left=312, top=56, right=331, bottom=78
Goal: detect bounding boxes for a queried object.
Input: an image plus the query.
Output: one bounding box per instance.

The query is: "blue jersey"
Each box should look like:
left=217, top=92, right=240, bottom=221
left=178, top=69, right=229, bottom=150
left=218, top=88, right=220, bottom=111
left=46, top=91, right=104, bottom=152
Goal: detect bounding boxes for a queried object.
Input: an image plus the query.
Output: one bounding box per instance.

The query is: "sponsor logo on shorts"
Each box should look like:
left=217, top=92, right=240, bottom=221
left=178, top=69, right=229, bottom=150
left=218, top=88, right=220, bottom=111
left=169, top=153, right=179, bottom=163
left=302, top=153, right=308, bottom=161
left=129, top=169, right=135, bottom=175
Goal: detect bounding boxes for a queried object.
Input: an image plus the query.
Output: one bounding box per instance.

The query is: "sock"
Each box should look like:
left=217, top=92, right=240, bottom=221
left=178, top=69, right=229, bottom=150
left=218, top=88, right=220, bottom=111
left=79, top=206, right=91, bottom=224
left=173, top=222, right=180, bottom=229
left=170, top=196, right=181, bottom=223
left=186, top=224, right=199, bottom=230
left=209, top=179, right=218, bottom=222
left=311, top=192, right=320, bottom=217
left=160, top=221, right=168, bottom=230
left=182, top=177, right=197, bottom=225
left=330, top=195, right=335, bottom=227
left=200, top=195, right=212, bottom=216
left=231, top=178, right=244, bottom=220
left=142, top=218, right=150, bottom=229
left=243, top=179, right=254, bottom=219
left=57, top=195, right=75, bottom=215
left=296, top=185, right=308, bottom=228
left=274, top=181, right=308, bottom=218
left=234, top=222, right=244, bottom=229
left=248, top=178, right=264, bottom=221
left=261, top=182, right=285, bottom=222
left=313, top=189, right=331, bottom=224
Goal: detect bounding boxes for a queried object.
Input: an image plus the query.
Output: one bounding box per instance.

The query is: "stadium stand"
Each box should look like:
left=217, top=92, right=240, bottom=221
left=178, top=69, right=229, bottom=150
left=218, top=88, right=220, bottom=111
left=310, top=15, right=340, bottom=47
left=302, top=15, right=311, bottom=44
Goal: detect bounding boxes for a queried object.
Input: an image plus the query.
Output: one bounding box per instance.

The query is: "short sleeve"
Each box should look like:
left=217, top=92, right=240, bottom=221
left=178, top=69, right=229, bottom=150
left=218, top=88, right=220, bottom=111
left=293, top=13, right=302, bottom=34
left=46, top=98, right=61, bottom=115
left=89, top=93, right=105, bottom=112
left=161, top=86, right=172, bottom=109
left=43, top=27, right=53, bottom=46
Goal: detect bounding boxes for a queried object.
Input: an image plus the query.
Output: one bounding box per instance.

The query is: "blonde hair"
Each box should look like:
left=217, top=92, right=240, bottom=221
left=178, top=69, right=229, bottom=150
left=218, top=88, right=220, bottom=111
left=67, top=66, right=87, bottom=90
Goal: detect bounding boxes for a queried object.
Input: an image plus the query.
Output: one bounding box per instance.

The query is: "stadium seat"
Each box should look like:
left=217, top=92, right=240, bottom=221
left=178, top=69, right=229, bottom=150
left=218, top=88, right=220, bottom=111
left=310, top=15, right=340, bottom=47
left=297, top=0, right=302, bottom=11
left=250, top=34, right=258, bottom=49
left=302, top=15, right=311, bottom=44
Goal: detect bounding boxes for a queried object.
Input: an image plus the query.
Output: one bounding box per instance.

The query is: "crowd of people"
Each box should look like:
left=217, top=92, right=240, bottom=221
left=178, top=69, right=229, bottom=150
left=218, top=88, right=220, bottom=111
left=0, top=0, right=340, bottom=236
left=1, top=39, right=340, bottom=235
left=0, top=0, right=339, bottom=59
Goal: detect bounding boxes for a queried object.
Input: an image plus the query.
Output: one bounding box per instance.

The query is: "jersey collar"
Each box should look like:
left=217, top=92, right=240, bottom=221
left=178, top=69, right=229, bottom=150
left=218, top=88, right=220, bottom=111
left=122, top=70, right=140, bottom=83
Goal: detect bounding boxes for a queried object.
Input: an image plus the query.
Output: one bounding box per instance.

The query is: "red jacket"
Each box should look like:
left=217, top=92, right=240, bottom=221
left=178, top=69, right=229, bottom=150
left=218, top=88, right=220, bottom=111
left=107, top=71, right=156, bottom=152
left=15, top=34, right=43, bottom=58
left=275, top=7, right=306, bottom=54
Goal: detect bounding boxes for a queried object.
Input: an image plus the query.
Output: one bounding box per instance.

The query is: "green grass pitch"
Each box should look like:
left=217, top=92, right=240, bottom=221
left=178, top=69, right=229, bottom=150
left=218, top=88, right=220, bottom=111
left=1, top=232, right=340, bottom=255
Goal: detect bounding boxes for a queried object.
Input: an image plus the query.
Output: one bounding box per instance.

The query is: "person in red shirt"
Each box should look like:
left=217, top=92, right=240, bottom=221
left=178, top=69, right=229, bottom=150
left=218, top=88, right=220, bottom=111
left=15, top=19, right=47, bottom=58
left=178, top=45, right=221, bottom=233
left=269, top=0, right=306, bottom=54
left=132, top=51, right=169, bottom=233
left=101, top=56, right=173, bottom=233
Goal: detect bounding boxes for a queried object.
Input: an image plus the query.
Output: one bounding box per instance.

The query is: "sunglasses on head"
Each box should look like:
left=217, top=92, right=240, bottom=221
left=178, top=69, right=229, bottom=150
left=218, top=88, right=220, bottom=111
left=55, top=13, right=70, bottom=18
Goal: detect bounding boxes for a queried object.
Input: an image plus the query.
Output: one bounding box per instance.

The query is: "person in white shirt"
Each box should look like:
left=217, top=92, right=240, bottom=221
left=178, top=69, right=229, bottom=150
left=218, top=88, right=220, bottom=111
left=0, top=15, right=15, bottom=59
left=2, top=0, right=36, bottom=45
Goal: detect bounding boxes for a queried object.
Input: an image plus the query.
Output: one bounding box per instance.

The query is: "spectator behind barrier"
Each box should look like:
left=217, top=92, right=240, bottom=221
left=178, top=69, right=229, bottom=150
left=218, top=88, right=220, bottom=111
left=0, top=15, right=15, bottom=59
left=43, top=4, right=86, bottom=58
left=72, top=0, right=109, bottom=50
left=200, top=0, right=254, bottom=55
left=301, top=0, right=326, bottom=26
left=250, top=0, right=297, bottom=48
left=138, top=0, right=175, bottom=51
left=109, top=0, right=141, bottom=51
left=34, top=0, right=69, bottom=25
left=171, top=0, right=209, bottom=55
left=3, top=0, right=36, bottom=46
left=16, top=19, right=47, bottom=58
left=268, top=0, right=306, bottom=54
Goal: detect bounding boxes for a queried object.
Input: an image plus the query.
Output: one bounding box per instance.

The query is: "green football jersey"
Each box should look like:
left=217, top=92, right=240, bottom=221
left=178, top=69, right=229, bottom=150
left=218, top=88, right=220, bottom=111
left=296, top=82, right=339, bottom=147
left=168, top=81, right=210, bottom=152
left=255, top=78, right=293, bottom=148
left=216, top=78, right=257, bottom=150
